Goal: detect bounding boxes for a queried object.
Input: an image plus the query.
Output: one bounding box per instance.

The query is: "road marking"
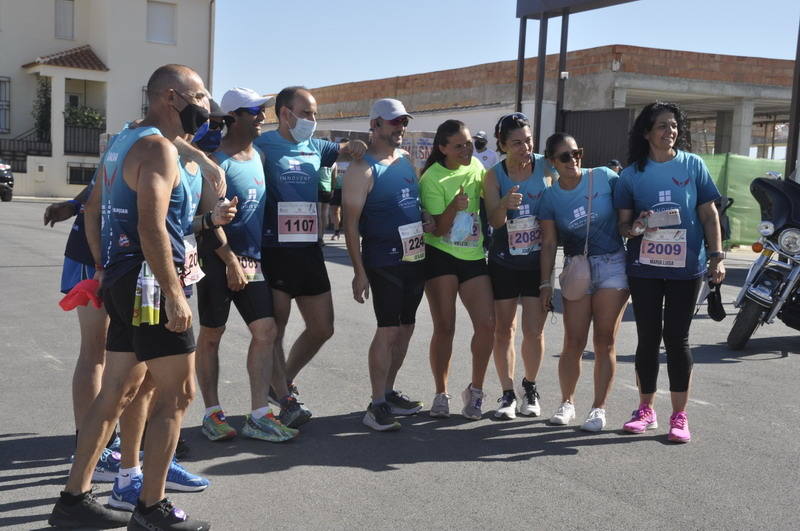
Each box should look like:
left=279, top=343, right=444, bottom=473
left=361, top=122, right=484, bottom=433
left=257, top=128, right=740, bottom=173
left=621, top=383, right=712, bottom=406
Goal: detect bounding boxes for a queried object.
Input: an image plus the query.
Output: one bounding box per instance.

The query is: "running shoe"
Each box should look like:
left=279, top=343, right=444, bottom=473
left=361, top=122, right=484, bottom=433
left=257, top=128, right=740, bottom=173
left=128, top=498, right=209, bottom=531
left=48, top=489, right=129, bottom=529
left=386, top=390, right=423, bottom=416
left=107, top=473, right=143, bottom=511
left=174, top=437, right=190, bottom=459
left=92, top=447, right=122, bottom=482
left=429, top=393, right=451, bottom=418
left=461, top=385, right=485, bottom=420
left=278, top=395, right=313, bottom=428
left=494, top=391, right=517, bottom=420
left=622, top=404, right=658, bottom=433
left=331, top=229, right=341, bottom=240
left=580, top=408, right=606, bottom=432
left=242, top=412, right=299, bottom=442
left=549, top=401, right=576, bottom=425
left=201, top=409, right=237, bottom=441
left=363, top=402, right=401, bottom=432
left=165, top=460, right=210, bottom=492
left=668, top=411, right=691, bottom=443
left=517, top=378, right=541, bottom=417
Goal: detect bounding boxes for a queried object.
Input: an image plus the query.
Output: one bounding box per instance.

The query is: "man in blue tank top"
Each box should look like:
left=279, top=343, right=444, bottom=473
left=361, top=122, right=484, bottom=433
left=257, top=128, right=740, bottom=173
left=343, top=98, right=426, bottom=431
left=195, top=87, right=303, bottom=443
left=254, top=86, right=366, bottom=409
left=50, top=65, right=212, bottom=531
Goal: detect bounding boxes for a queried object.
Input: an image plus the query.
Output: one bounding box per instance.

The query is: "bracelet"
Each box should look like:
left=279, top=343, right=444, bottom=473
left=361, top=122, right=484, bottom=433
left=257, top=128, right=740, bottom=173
left=67, top=199, right=81, bottom=212
left=204, top=211, right=219, bottom=230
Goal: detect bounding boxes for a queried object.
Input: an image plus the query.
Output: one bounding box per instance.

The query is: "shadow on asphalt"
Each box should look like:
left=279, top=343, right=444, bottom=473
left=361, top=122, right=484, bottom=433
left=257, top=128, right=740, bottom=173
left=191, top=413, right=659, bottom=476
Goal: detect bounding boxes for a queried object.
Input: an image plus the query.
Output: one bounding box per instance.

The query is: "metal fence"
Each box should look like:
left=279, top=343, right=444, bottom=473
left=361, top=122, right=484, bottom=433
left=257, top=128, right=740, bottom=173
left=0, top=137, right=52, bottom=173
left=64, top=126, right=102, bottom=155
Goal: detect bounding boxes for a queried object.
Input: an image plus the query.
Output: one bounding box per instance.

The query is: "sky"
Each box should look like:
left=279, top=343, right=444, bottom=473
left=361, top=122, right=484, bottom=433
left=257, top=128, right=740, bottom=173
left=211, top=0, right=800, bottom=99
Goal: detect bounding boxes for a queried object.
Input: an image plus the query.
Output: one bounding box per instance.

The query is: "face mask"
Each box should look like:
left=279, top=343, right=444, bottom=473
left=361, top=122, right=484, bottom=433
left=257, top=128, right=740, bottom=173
left=289, top=110, right=316, bottom=143
left=474, top=139, right=487, bottom=150
left=192, top=122, right=222, bottom=152
left=174, top=93, right=210, bottom=135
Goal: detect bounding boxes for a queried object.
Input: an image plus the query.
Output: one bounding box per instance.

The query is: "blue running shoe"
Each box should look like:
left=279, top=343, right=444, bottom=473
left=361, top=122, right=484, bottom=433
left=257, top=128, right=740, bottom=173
left=107, top=435, right=121, bottom=452
left=107, top=473, right=142, bottom=512
left=92, top=448, right=121, bottom=483
left=165, top=460, right=209, bottom=492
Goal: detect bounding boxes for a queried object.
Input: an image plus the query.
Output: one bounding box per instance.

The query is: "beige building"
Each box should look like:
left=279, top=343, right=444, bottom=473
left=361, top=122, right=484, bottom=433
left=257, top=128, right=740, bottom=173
left=0, top=0, right=215, bottom=197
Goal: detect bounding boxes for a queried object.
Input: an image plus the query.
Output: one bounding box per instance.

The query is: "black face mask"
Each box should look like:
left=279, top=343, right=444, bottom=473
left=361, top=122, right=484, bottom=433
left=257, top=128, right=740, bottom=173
left=475, top=139, right=487, bottom=150
left=174, top=93, right=209, bottom=135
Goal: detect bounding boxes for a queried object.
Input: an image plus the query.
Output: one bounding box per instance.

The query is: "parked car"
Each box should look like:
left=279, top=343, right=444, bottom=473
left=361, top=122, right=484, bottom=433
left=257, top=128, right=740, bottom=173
left=0, top=159, right=13, bottom=201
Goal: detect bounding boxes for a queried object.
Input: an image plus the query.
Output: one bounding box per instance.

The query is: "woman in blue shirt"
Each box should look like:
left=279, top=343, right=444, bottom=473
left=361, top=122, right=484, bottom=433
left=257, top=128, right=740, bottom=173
left=614, top=102, right=725, bottom=443
left=539, top=133, right=629, bottom=433
left=483, top=113, right=550, bottom=420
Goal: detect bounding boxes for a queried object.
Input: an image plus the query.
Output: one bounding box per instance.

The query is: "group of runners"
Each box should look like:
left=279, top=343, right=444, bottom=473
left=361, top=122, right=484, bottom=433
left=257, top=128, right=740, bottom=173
left=44, top=63, right=726, bottom=530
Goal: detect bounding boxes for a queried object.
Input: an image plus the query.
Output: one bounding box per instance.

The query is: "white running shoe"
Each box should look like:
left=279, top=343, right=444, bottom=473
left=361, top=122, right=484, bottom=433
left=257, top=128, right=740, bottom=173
left=549, top=401, right=576, bottom=425
left=580, top=408, right=606, bottom=432
left=494, top=393, right=517, bottom=420
left=461, top=385, right=485, bottom=420
left=429, top=393, right=451, bottom=418
left=517, top=379, right=541, bottom=417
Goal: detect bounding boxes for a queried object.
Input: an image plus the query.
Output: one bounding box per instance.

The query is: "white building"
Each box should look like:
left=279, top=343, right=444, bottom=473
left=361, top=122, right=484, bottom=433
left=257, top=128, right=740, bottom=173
left=0, top=0, right=215, bottom=197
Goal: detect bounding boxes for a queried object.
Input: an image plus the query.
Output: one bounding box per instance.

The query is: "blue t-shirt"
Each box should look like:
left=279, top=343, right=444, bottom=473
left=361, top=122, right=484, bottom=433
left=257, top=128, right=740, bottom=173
left=539, top=166, right=622, bottom=257
left=614, top=150, right=721, bottom=280
left=488, top=154, right=550, bottom=270
left=179, top=160, right=202, bottom=237
left=359, top=152, right=423, bottom=268
left=213, top=147, right=267, bottom=260
left=254, top=130, right=339, bottom=247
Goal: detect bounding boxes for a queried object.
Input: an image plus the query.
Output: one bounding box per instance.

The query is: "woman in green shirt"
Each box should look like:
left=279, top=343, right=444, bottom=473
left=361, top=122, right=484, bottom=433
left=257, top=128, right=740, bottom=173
left=420, top=119, right=495, bottom=421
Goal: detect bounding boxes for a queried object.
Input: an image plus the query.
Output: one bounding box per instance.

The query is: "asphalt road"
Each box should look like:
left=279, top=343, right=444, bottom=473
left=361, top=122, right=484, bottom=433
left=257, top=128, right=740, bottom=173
left=1, top=200, right=797, bottom=530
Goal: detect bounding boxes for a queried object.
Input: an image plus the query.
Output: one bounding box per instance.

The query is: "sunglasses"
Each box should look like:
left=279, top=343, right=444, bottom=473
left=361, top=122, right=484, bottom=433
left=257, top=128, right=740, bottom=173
left=384, top=116, right=409, bottom=127
left=555, top=148, right=584, bottom=163
left=237, top=106, right=264, bottom=116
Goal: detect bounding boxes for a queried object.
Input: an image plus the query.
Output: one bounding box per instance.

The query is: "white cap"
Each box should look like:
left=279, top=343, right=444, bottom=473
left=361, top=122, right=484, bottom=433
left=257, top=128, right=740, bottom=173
left=369, top=98, right=413, bottom=120
left=219, top=87, right=270, bottom=113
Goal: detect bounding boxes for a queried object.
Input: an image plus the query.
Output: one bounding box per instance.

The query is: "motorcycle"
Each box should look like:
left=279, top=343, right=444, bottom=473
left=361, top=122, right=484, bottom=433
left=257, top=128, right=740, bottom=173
left=727, top=171, right=800, bottom=350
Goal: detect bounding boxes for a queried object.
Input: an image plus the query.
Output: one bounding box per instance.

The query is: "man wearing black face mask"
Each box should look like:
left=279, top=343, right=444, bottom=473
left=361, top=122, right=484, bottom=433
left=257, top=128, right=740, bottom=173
left=50, top=64, right=212, bottom=531
left=473, top=130, right=499, bottom=170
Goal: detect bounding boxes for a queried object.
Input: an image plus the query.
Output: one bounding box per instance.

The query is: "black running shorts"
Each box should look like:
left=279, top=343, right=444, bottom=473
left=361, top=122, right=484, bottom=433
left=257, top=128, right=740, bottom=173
left=102, top=266, right=196, bottom=361
left=261, top=245, right=331, bottom=298
left=365, top=262, right=426, bottom=327
left=196, top=252, right=274, bottom=328
left=424, top=245, right=488, bottom=284
left=488, top=259, right=541, bottom=300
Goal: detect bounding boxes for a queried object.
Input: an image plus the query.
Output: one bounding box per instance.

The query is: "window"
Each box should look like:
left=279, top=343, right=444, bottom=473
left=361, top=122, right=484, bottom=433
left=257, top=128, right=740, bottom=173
left=55, top=0, right=74, bottom=40
left=67, top=163, right=97, bottom=185
left=0, top=77, right=9, bottom=133
left=141, top=86, right=149, bottom=117
left=66, top=93, right=82, bottom=107
left=146, top=1, right=176, bottom=45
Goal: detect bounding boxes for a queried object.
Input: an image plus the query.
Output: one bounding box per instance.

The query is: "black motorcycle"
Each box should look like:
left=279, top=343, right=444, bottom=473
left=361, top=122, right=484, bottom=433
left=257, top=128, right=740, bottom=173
left=727, top=171, right=800, bottom=350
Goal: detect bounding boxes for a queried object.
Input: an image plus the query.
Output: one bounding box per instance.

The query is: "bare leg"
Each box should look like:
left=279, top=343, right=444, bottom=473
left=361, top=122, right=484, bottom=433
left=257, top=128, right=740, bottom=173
left=386, top=324, right=414, bottom=392
left=458, top=275, right=495, bottom=389
left=558, top=296, right=592, bottom=403
left=118, top=372, right=156, bottom=469
left=195, top=325, right=225, bottom=408
left=247, top=317, right=278, bottom=410
left=518, top=296, right=546, bottom=382
left=270, top=288, right=292, bottom=397
left=368, top=326, right=400, bottom=402
left=72, top=305, right=109, bottom=428
left=285, top=291, right=334, bottom=382
left=492, top=298, right=518, bottom=390
left=589, top=289, right=629, bottom=409
left=425, top=275, right=459, bottom=394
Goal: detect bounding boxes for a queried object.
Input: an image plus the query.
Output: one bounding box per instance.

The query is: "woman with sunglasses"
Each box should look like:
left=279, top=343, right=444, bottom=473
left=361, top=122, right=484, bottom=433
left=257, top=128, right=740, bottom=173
left=420, top=119, right=495, bottom=420
left=614, top=102, right=724, bottom=443
left=483, top=113, right=551, bottom=419
left=539, top=133, right=629, bottom=432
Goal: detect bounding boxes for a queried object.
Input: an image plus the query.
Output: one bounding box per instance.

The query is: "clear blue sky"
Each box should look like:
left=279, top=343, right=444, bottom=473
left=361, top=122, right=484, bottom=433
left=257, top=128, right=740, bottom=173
left=211, top=0, right=800, bottom=99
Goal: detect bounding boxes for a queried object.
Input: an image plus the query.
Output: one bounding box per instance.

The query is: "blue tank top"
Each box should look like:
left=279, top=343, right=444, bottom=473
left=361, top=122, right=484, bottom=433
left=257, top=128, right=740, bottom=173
left=488, top=154, right=550, bottom=270
left=214, top=147, right=266, bottom=260
left=179, top=160, right=202, bottom=236
left=359, top=152, right=423, bottom=268
left=100, top=126, right=187, bottom=285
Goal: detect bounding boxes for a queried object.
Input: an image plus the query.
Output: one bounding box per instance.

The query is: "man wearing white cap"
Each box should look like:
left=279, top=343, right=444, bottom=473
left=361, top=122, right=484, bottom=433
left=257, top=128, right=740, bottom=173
left=473, top=130, right=499, bottom=169
left=195, top=87, right=302, bottom=443
left=343, top=98, right=426, bottom=431
left=254, top=87, right=366, bottom=420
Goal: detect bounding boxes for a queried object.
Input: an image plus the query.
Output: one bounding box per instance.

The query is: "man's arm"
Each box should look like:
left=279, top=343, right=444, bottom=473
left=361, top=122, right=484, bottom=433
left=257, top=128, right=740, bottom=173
left=174, top=136, right=226, bottom=198
left=134, top=137, right=191, bottom=332
left=43, top=184, right=92, bottom=226
left=342, top=159, right=373, bottom=303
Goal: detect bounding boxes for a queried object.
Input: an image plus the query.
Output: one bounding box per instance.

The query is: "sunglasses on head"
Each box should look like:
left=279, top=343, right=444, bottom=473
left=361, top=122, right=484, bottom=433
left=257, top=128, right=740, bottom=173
left=237, top=106, right=264, bottom=116
left=384, top=116, right=409, bottom=127
left=555, top=148, right=584, bottom=163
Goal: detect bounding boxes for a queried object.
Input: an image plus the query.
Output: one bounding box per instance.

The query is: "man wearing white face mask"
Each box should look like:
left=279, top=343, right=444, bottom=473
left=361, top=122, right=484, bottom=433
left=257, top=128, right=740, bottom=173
left=254, top=86, right=366, bottom=423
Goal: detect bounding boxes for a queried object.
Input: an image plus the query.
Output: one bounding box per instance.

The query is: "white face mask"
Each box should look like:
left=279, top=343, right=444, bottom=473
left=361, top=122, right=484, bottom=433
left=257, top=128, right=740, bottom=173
left=289, top=110, right=316, bottom=142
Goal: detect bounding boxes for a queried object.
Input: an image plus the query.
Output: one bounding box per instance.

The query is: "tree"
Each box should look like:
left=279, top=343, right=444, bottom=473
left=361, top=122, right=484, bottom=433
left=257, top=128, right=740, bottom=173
left=32, top=77, right=51, bottom=142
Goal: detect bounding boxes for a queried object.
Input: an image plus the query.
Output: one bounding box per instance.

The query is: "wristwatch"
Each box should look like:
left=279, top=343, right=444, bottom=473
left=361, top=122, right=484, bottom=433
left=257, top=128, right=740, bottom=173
left=708, top=251, right=725, bottom=260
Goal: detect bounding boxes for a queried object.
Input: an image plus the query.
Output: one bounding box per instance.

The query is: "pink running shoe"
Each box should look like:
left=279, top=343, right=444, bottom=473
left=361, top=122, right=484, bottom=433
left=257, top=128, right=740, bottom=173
left=622, top=404, right=658, bottom=433
left=668, top=411, right=691, bottom=443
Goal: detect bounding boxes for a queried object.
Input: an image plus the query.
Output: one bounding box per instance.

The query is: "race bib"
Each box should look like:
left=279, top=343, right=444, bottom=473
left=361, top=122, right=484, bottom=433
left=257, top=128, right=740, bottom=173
left=398, top=221, right=425, bottom=262
left=236, top=255, right=264, bottom=282
left=639, top=229, right=687, bottom=268
left=445, top=212, right=480, bottom=248
left=507, top=216, right=541, bottom=256
left=278, top=201, right=317, bottom=243
left=179, top=235, right=205, bottom=287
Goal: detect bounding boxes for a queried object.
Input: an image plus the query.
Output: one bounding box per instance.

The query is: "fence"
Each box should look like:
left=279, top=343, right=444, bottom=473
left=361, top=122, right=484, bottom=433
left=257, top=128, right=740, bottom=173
left=64, top=126, right=102, bottom=155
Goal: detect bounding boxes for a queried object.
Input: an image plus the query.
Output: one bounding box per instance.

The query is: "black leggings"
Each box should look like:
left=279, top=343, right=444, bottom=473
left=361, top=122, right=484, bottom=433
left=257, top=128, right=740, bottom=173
left=628, top=276, right=702, bottom=394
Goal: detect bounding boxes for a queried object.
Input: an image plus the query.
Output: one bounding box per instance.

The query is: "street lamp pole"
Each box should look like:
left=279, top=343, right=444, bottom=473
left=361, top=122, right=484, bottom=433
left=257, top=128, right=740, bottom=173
left=786, top=16, right=800, bottom=179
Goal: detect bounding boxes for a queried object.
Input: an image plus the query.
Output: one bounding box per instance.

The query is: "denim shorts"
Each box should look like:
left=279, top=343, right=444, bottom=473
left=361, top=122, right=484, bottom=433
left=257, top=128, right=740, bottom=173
left=564, top=248, right=628, bottom=296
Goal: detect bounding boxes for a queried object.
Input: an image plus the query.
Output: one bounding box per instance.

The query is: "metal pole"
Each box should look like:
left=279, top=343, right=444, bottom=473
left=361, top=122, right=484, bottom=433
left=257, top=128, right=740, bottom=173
left=514, top=17, right=528, bottom=113
left=786, top=17, right=800, bottom=178
left=555, top=8, right=570, bottom=132
left=533, top=14, right=549, bottom=153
